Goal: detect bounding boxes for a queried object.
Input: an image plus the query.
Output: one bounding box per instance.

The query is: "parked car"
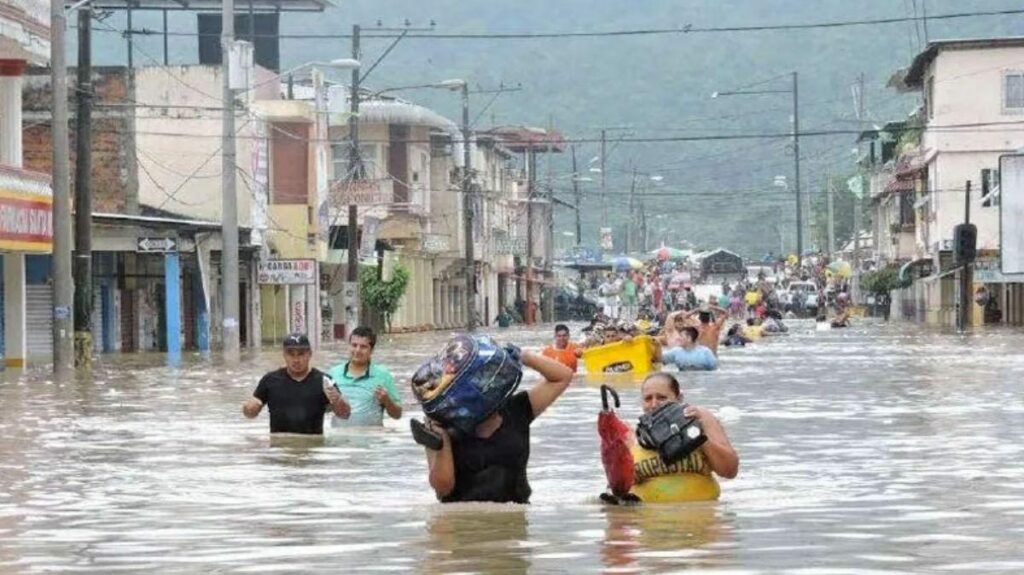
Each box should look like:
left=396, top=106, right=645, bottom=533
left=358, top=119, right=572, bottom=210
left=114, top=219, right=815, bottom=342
left=785, top=281, right=819, bottom=316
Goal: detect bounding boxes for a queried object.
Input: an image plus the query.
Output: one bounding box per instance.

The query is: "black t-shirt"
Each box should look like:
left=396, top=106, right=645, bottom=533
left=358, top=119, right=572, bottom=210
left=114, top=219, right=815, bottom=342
left=442, top=391, right=536, bottom=504
left=253, top=368, right=329, bottom=435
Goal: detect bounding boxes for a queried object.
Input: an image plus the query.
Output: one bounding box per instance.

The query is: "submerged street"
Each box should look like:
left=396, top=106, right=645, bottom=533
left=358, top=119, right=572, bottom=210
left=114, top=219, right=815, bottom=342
left=2, top=321, right=1024, bottom=573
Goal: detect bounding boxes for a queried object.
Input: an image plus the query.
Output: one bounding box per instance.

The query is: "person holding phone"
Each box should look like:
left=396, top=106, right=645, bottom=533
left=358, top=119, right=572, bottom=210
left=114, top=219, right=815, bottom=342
left=243, top=333, right=350, bottom=435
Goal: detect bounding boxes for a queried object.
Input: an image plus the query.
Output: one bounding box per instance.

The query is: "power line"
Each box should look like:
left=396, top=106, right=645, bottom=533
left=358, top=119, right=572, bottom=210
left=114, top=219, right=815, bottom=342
left=94, top=8, right=1024, bottom=41
left=79, top=118, right=1024, bottom=145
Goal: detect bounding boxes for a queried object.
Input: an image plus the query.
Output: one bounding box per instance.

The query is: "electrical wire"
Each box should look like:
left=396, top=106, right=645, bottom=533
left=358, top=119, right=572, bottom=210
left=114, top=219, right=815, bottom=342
left=76, top=118, right=1024, bottom=145
left=91, top=8, right=1024, bottom=41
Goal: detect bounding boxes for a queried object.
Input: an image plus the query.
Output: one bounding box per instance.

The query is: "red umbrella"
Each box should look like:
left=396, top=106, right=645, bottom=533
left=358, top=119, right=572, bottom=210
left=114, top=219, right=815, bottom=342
left=598, top=385, right=635, bottom=498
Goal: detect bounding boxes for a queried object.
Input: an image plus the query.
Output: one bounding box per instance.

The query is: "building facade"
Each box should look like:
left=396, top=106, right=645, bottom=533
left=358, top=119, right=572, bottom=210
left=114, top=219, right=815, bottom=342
left=0, top=0, right=52, bottom=367
left=889, top=38, right=1024, bottom=326
left=21, top=64, right=278, bottom=357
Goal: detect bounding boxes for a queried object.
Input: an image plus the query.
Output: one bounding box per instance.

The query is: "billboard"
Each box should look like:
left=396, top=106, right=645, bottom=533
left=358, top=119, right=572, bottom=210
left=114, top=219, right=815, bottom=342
left=257, top=259, right=316, bottom=285
left=999, top=154, right=1024, bottom=275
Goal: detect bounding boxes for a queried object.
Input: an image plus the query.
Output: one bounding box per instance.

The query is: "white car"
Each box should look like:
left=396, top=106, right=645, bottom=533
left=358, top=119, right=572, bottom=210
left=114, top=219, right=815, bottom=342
left=786, top=281, right=819, bottom=313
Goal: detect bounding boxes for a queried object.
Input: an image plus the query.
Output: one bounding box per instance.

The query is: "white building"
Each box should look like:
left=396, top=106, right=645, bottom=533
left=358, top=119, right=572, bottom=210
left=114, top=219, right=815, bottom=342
left=891, top=37, right=1024, bottom=326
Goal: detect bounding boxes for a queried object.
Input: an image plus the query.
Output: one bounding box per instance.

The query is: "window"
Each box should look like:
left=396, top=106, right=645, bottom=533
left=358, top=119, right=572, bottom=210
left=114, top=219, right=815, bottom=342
left=331, top=143, right=377, bottom=180
left=271, top=122, right=309, bottom=204
left=981, top=168, right=1000, bottom=207
left=1005, top=72, right=1024, bottom=112
left=899, top=191, right=915, bottom=226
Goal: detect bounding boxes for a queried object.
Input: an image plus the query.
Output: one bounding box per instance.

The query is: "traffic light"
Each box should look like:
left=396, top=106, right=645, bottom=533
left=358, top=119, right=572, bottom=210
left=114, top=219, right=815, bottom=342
left=953, top=223, right=977, bottom=266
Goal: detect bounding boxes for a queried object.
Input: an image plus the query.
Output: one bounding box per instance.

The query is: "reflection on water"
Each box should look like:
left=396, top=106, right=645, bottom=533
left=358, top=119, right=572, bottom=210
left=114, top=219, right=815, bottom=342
left=421, top=505, right=531, bottom=575
left=3, top=321, right=1024, bottom=572
left=601, top=503, right=732, bottom=571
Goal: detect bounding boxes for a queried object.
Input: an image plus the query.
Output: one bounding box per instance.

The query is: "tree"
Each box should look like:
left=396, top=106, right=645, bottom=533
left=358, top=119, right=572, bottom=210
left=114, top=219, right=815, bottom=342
left=359, top=264, right=410, bottom=333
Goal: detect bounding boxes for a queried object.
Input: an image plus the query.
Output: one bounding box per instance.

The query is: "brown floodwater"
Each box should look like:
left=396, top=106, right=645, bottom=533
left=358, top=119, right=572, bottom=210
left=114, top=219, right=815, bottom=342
left=2, top=320, right=1024, bottom=573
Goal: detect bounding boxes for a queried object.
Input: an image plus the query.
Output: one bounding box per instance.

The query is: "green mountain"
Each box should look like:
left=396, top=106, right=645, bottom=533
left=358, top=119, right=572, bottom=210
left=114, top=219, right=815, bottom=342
left=88, top=0, right=1024, bottom=257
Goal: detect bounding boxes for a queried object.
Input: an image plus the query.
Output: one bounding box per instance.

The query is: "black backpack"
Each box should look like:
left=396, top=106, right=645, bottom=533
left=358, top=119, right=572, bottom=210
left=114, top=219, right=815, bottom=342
left=636, top=402, right=708, bottom=465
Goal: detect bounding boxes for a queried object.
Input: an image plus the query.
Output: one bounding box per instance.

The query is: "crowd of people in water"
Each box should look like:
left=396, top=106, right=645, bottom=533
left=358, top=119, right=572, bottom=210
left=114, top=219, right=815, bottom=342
left=242, top=261, right=857, bottom=506
left=245, top=319, right=745, bottom=503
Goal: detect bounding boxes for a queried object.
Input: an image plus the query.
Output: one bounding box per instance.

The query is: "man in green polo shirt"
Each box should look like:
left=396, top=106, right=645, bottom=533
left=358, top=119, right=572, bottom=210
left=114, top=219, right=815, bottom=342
left=327, top=326, right=402, bottom=427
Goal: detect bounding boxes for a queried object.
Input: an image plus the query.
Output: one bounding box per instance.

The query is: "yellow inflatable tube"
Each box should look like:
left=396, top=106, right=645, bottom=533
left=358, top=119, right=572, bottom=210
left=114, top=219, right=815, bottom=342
left=627, top=445, right=721, bottom=503
left=630, top=473, right=721, bottom=503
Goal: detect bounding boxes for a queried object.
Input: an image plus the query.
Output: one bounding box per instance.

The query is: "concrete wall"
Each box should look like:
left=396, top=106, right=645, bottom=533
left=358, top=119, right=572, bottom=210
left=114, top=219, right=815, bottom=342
left=133, top=65, right=278, bottom=224
left=926, top=151, right=1003, bottom=250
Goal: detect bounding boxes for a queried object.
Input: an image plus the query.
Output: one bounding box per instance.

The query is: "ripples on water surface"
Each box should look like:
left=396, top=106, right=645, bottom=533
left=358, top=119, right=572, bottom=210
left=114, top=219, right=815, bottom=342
left=3, top=321, right=1024, bottom=573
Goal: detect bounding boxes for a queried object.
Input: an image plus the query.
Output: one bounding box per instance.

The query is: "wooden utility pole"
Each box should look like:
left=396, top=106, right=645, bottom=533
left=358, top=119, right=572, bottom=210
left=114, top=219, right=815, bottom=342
left=343, top=24, right=363, bottom=335
left=73, top=7, right=93, bottom=367
left=826, top=172, right=836, bottom=257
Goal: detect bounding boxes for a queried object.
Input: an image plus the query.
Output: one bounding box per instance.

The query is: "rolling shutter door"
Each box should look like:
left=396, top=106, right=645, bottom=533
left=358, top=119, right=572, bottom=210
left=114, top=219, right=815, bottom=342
left=26, top=284, right=53, bottom=359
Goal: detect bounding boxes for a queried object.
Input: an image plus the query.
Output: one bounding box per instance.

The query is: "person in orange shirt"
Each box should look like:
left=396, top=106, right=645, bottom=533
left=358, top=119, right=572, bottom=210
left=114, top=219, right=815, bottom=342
left=542, top=324, right=582, bottom=373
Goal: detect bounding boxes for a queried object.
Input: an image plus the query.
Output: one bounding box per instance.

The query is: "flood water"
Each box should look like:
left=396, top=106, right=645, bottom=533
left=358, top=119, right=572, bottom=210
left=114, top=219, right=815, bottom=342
left=3, top=320, right=1024, bottom=573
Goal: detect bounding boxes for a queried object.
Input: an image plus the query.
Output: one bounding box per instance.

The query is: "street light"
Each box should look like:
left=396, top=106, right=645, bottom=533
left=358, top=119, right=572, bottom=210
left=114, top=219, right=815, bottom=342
left=254, top=59, right=361, bottom=94
left=713, top=72, right=802, bottom=266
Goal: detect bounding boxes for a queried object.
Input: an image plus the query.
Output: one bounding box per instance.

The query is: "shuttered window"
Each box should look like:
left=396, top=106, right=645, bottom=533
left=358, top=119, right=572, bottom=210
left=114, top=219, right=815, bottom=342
left=271, top=122, right=309, bottom=204
left=1005, top=73, right=1024, bottom=111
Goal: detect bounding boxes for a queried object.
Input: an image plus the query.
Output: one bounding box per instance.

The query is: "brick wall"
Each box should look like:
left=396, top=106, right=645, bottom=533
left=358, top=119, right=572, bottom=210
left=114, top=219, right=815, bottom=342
left=21, top=67, right=133, bottom=214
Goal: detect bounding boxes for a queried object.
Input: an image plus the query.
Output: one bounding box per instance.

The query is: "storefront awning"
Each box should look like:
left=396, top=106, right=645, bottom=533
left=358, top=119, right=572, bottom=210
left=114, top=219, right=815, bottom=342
left=899, top=257, right=934, bottom=284
left=0, top=166, right=52, bottom=253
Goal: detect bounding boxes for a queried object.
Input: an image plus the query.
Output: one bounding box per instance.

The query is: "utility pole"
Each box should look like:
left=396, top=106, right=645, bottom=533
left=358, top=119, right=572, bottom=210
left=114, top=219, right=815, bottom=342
left=922, top=0, right=930, bottom=44
left=826, top=172, right=836, bottom=257
left=627, top=167, right=637, bottom=253
left=460, top=82, right=475, bottom=330
left=525, top=149, right=536, bottom=324
left=51, top=0, right=74, bottom=373
left=73, top=7, right=93, bottom=367
left=221, top=0, right=240, bottom=358
left=600, top=129, right=607, bottom=228
left=571, top=145, right=581, bottom=246
left=345, top=24, right=363, bottom=335
left=792, top=71, right=803, bottom=268
left=853, top=72, right=866, bottom=302
left=544, top=120, right=555, bottom=323
left=957, top=180, right=973, bottom=332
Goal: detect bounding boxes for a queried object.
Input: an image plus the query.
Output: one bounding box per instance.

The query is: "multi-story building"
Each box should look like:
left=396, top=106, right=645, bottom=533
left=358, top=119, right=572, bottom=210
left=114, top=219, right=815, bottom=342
left=22, top=64, right=280, bottom=355
left=326, top=92, right=459, bottom=334
left=890, top=37, right=1024, bottom=326
left=322, top=92, right=540, bottom=334
left=861, top=121, right=916, bottom=269
left=0, top=0, right=52, bottom=367
left=487, top=126, right=564, bottom=324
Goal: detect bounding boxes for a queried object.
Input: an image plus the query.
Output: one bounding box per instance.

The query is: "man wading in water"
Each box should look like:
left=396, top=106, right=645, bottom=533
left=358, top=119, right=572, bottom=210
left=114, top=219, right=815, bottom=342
left=327, top=326, right=402, bottom=427
left=412, top=343, right=574, bottom=504
left=243, top=333, right=350, bottom=434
